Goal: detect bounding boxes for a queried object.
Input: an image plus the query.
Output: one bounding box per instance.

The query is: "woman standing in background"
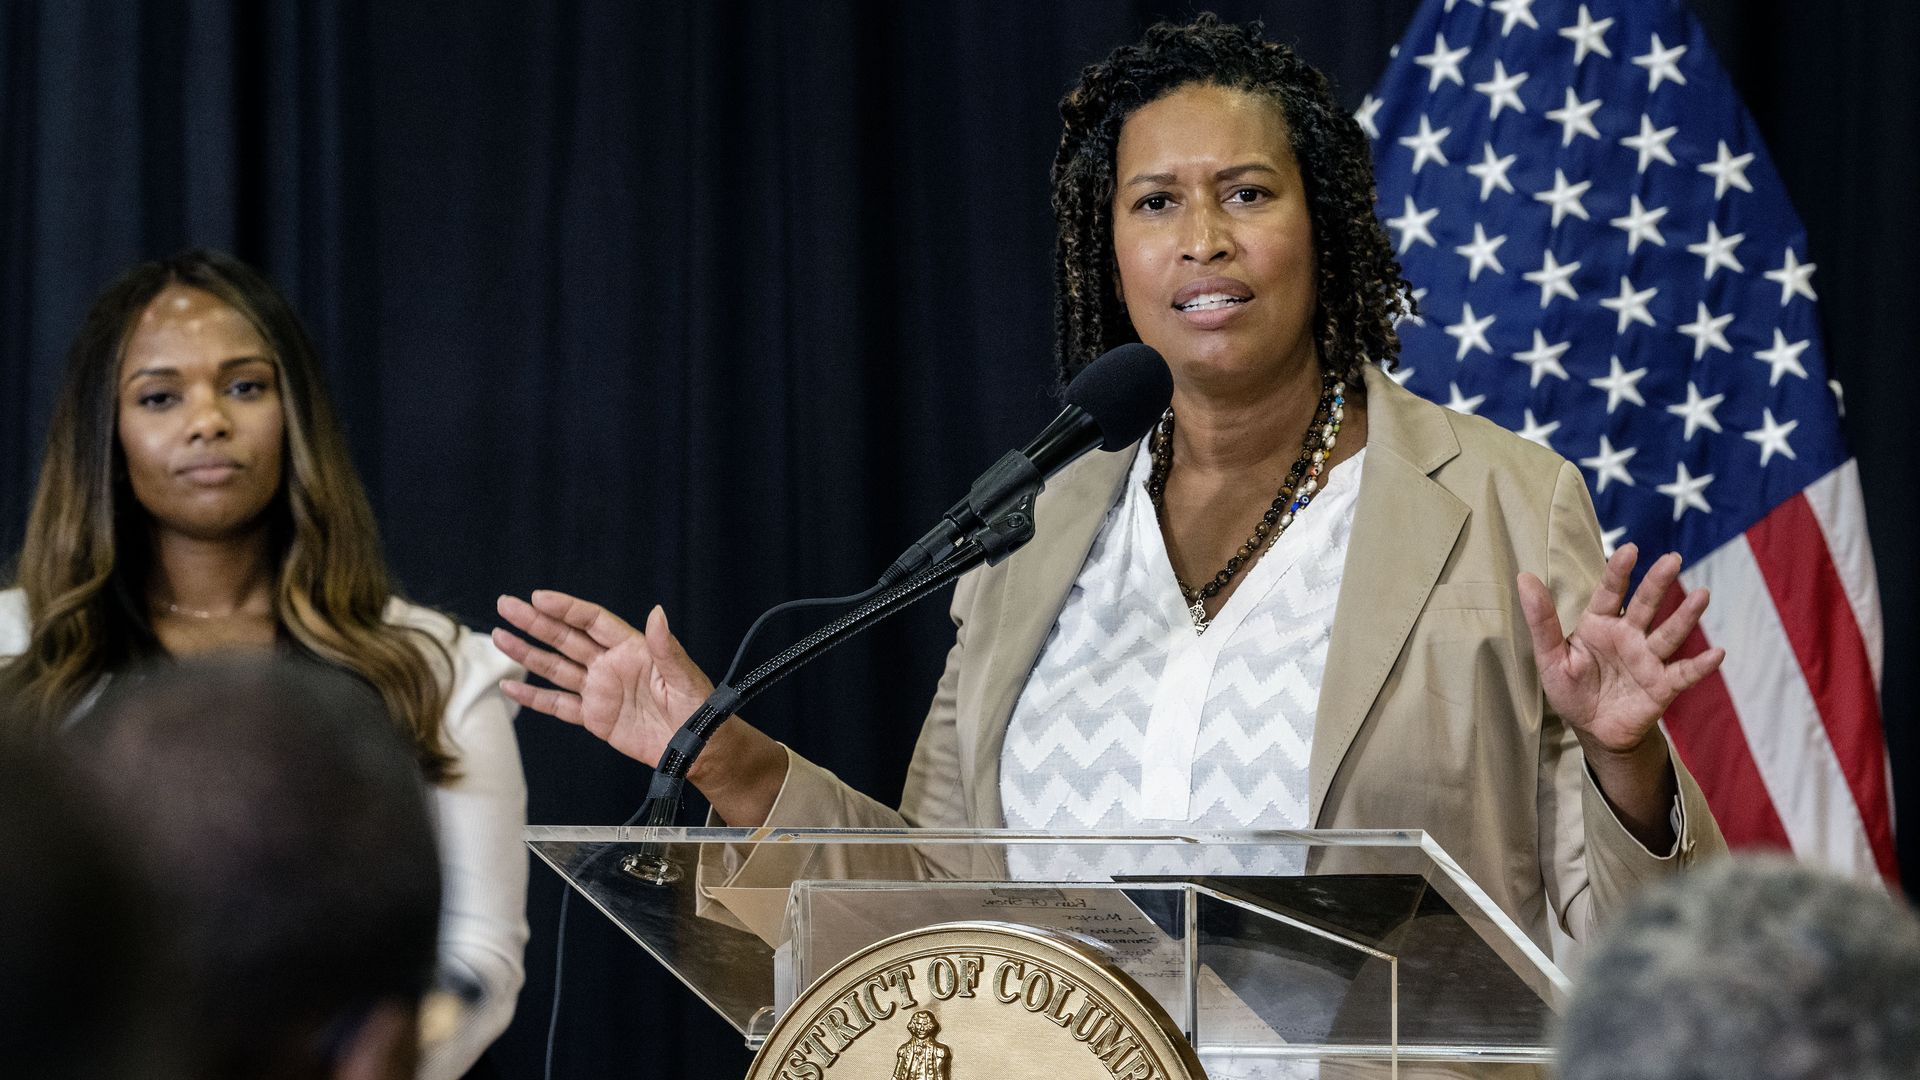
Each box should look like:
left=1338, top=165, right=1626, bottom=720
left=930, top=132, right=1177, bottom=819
left=0, top=249, right=528, bottom=1080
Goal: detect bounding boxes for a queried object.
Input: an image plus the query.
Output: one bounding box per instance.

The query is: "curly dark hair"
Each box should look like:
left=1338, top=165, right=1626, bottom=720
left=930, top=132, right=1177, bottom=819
left=1051, top=14, right=1410, bottom=386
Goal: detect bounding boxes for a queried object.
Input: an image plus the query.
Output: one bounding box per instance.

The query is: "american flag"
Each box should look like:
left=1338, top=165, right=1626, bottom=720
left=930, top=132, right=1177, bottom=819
left=1362, top=0, right=1894, bottom=882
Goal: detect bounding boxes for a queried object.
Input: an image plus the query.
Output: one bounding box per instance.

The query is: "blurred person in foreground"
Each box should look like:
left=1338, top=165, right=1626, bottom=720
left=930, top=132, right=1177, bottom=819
left=0, top=248, right=527, bottom=1078
left=75, top=657, right=443, bottom=1080
left=0, top=730, right=169, bottom=1079
left=1560, top=856, right=1920, bottom=1080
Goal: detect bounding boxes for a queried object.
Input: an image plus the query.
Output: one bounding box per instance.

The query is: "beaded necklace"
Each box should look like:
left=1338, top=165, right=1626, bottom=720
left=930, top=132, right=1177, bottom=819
left=1146, top=372, right=1346, bottom=633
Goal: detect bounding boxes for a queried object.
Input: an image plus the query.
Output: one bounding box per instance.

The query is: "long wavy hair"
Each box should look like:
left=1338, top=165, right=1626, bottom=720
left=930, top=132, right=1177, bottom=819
left=1051, top=14, right=1411, bottom=385
left=1, top=250, right=457, bottom=781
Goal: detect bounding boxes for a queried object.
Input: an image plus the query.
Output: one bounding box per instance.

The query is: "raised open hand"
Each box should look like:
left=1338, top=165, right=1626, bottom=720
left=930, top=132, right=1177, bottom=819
left=1518, top=543, right=1725, bottom=756
left=492, top=591, right=715, bottom=767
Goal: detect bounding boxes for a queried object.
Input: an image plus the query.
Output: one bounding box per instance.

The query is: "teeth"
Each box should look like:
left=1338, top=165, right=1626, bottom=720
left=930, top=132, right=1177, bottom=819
left=1177, top=293, right=1248, bottom=311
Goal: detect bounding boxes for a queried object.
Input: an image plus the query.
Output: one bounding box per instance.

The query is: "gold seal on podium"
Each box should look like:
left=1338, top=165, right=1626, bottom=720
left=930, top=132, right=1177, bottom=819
left=745, top=922, right=1206, bottom=1080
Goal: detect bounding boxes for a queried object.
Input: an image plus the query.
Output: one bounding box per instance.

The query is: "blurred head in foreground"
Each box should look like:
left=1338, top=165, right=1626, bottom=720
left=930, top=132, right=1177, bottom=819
left=0, top=732, right=164, bottom=1079
left=79, top=656, right=442, bottom=1080
left=1560, top=855, right=1920, bottom=1080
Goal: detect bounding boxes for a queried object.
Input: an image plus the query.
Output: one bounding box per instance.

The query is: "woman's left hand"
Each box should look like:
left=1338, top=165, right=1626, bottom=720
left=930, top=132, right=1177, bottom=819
left=1518, top=543, right=1724, bottom=756
left=1519, top=543, right=1722, bottom=848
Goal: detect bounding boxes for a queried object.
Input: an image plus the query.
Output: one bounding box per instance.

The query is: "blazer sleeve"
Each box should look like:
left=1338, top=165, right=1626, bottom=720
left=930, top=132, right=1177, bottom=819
left=696, top=570, right=984, bottom=895
left=1537, top=460, right=1727, bottom=941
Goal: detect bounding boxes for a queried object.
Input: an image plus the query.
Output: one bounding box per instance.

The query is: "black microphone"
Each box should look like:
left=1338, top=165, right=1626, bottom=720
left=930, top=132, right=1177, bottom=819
left=879, top=342, right=1172, bottom=586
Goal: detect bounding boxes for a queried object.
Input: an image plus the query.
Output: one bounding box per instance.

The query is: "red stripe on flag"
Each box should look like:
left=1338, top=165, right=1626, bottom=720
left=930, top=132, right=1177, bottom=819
left=1660, top=617, right=1795, bottom=851
left=1743, top=494, right=1899, bottom=883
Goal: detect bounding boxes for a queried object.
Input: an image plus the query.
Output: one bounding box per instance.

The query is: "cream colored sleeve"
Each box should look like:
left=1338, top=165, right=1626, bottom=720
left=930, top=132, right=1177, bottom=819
left=696, top=571, right=984, bottom=897
left=412, top=620, right=531, bottom=1080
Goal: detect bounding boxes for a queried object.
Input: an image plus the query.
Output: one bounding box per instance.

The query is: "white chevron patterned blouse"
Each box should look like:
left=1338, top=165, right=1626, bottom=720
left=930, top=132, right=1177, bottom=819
left=1001, top=441, right=1366, bottom=881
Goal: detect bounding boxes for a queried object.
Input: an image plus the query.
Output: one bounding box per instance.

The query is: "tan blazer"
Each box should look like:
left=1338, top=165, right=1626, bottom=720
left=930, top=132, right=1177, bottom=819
left=711, top=364, right=1724, bottom=951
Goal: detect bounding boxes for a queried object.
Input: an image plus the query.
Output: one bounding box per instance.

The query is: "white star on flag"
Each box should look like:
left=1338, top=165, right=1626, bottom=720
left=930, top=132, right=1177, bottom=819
left=1610, top=195, right=1668, bottom=252
left=1632, top=33, right=1689, bottom=92
left=1599, top=276, right=1659, bottom=333
left=1743, top=408, right=1800, bottom=466
left=1517, top=408, right=1561, bottom=447
left=1666, top=380, right=1726, bottom=439
left=1655, top=461, right=1713, bottom=519
left=1454, top=223, right=1508, bottom=280
left=1414, top=33, right=1471, bottom=90
left=1443, top=382, right=1486, bottom=414
left=1698, top=140, right=1756, bottom=199
left=1558, top=4, right=1614, bottom=64
left=1398, top=286, right=1430, bottom=327
left=1587, top=356, right=1649, bottom=412
left=1753, top=329, right=1811, bottom=385
left=1686, top=222, right=1746, bottom=279
left=1578, top=435, right=1636, bottom=492
left=1677, top=301, right=1735, bottom=359
left=1765, top=248, right=1818, bottom=304
left=1445, top=302, right=1496, bottom=359
left=1545, top=86, right=1603, bottom=145
left=1399, top=115, right=1452, bottom=171
left=1489, top=0, right=1539, bottom=35
left=1523, top=250, right=1581, bottom=307
left=1474, top=60, right=1529, bottom=118
left=1466, top=143, right=1518, bottom=199
left=1533, top=169, right=1592, bottom=225
left=1620, top=114, right=1679, bottom=172
left=1386, top=195, right=1440, bottom=252
left=1511, top=330, right=1572, bottom=386
left=1397, top=282, right=1428, bottom=322
left=1355, top=94, right=1384, bottom=138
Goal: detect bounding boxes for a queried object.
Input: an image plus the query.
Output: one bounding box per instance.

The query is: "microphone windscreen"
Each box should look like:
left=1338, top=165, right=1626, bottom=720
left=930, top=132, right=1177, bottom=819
left=1064, top=343, right=1173, bottom=451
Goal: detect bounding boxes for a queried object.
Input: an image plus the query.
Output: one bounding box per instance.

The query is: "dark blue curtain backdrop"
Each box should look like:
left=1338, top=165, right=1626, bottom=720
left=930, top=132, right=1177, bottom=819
left=2, top=3, right=1914, bottom=1077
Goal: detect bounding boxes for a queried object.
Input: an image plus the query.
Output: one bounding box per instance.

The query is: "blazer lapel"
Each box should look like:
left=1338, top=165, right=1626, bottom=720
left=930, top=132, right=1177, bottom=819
left=1310, top=366, right=1468, bottom=824
left=968, top=445, right=1135, bottom=825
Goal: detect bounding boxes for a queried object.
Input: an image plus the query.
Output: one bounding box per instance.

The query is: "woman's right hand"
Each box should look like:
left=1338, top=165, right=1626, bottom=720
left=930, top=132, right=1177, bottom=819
left=492, top=591, right=714, bottom=768
left=491, top=591, right=788, bottom=826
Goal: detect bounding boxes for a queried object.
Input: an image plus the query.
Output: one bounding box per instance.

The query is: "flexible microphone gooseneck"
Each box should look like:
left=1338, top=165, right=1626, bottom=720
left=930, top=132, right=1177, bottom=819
left=617, top=516, right=1032, bottom=882
left=619, top=343, right=1171, bottom=882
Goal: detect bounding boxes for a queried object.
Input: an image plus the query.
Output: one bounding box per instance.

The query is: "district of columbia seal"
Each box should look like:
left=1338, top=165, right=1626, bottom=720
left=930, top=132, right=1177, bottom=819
left=744, top=922, right=1205, bottom=1080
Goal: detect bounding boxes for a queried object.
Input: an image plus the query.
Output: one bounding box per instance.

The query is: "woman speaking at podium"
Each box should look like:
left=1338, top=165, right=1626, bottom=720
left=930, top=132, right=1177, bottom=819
left=498, top=16, right=1725, bottom=947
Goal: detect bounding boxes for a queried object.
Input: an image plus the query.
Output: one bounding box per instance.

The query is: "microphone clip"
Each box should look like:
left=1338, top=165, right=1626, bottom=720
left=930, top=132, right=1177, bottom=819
left=880, top=448, right=1049, bottom=588
left=971, top=492, right=1036, bottom=567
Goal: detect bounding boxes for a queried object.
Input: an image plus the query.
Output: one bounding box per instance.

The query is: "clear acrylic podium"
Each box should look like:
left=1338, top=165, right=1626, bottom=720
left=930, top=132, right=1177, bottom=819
left=526, top=827, right=1566, bottom=1076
